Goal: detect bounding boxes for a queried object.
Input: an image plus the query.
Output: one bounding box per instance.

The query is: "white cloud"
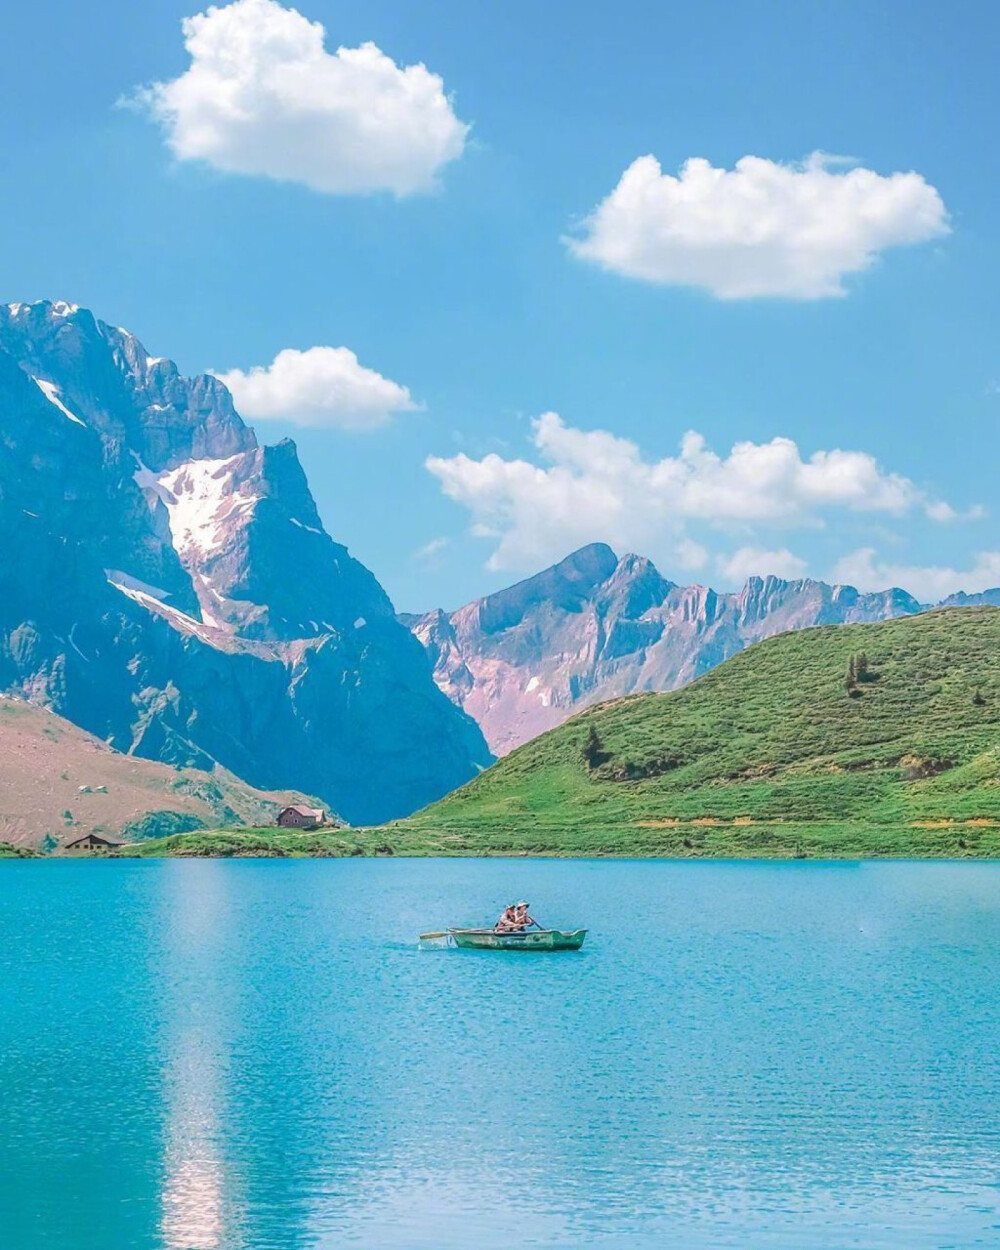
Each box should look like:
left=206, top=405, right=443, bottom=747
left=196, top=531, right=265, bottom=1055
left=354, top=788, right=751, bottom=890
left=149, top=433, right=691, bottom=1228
left=131, top=0, right=468, bottom=196
left=212, top=346, right=418, bottom=429
left=426, top=412, right=960, bottom=572
left=675, top=537, right=709, bottom=571
left=718, top=546, right=808, bottom=584
left=831, top=548, right=1000, bottom=603
left=924, top=500, right=987, bottom=522
left=567, top=152, right=949, bottom=299
left=414, top=536, right=450, bottom=563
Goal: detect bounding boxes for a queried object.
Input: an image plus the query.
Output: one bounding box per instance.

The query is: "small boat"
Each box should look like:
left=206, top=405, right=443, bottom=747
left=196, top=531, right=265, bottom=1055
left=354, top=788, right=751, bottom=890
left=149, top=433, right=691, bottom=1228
left=443, top=927, right=587, bottom=952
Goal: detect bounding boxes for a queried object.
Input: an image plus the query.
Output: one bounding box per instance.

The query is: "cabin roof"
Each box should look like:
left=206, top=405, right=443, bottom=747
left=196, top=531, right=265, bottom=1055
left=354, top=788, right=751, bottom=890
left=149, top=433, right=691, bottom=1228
left=64, top=831, right=123, bottom=848
left=279, top=805, right=324, bottom=820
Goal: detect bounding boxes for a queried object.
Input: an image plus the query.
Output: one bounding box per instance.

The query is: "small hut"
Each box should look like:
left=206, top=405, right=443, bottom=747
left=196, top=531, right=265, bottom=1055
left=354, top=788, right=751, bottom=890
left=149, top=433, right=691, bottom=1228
left=64, top=832, right=123, bottom=854
left=276, top=805, right=327, bottom=831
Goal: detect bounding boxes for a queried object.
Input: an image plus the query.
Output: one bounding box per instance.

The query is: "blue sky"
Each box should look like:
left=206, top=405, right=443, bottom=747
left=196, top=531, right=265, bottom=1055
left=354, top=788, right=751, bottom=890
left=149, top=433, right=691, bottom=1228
left=3, top=0, right=999, bottom=609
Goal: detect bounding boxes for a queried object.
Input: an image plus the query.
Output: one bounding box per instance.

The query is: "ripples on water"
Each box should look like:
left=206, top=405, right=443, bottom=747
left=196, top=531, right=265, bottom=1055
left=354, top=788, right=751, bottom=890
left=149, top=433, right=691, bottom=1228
left=2, top=859, right=1000, bottom=1248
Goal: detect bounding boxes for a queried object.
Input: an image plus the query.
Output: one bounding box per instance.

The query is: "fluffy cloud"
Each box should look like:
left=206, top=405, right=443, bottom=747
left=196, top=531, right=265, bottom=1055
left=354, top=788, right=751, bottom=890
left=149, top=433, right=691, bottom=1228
left=131, top=0, right=468, bottom=195
left=426, top=413, right=960, bottom=571
left=567, top=152, right=949, bottom=299
left=718, top=546, right=808, bottom=584
left=675, top=537, right=709, bottom=571
left=831, top=548, right=1000, bottom=603
left=213, top=345, right=418, bottom=429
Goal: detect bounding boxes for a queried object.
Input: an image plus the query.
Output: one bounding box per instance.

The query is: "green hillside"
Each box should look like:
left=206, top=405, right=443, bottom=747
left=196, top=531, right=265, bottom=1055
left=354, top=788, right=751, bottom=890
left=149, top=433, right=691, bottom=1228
left=390, top=607, right=1000, bottom=857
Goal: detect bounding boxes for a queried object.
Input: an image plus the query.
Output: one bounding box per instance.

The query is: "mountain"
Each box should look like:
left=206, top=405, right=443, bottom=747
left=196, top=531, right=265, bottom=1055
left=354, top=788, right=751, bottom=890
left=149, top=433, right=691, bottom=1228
left=396, top=606, right=1000, bottom=857
left=405, top=543, right=922, bottom=754
left=938, top=589, right=1000, bottom=608
left=0, top=696, right=328, bottom=851
left=0, top=301, right=490, bottom=824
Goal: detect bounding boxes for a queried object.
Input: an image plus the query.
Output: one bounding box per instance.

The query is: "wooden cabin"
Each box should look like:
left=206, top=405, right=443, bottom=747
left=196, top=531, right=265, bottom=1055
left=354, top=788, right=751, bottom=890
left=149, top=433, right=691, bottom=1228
left=276, top=805, right=327, bottom=831
left=64, top=832, right=123, bottom=854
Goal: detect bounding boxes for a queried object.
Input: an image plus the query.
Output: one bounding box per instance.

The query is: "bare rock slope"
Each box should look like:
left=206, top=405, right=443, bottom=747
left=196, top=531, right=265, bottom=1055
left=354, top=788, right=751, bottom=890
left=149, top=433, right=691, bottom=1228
left=405, top=544, right=923, bottom=755
left=0, top=698, right=323, bottom=850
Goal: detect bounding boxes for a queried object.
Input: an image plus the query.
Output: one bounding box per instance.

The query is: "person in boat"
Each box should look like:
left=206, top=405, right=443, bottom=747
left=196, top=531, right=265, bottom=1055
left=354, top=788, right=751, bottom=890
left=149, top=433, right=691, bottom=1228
left=495, top=904, right=520, bottom=932
left=513, top=901, right=538, bottom=930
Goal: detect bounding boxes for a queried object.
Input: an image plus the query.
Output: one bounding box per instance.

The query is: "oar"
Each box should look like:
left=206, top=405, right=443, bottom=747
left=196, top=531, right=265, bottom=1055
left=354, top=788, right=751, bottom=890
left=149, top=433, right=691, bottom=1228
left=419, top=930, right=451, bottom=940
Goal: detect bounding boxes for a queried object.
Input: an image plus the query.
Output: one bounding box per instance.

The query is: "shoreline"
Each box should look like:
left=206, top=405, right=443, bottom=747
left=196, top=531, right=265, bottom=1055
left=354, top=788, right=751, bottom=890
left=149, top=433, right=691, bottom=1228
left=6, top=818, right=1000, bottom=861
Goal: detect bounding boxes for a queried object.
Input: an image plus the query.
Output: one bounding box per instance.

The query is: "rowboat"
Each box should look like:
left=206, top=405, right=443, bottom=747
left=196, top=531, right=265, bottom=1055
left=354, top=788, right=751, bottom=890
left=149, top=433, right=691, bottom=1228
left=444, top=927, right=587, bottom=951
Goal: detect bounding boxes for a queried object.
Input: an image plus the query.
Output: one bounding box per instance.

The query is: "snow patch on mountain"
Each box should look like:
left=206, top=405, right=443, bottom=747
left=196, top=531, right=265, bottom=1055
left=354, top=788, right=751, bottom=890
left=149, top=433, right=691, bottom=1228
left=108, top=575, right=228, bottom=645
left=157, top=454, right=260, bottom=562
left=34, top=377, right=85, bottom=426
left=290, top=517, right=322, bottom=534
left=105, top=569, right=170, bottom=601
left=132, top=454, right=176, bottom=508
left=67, top=623, right=90, bottom=663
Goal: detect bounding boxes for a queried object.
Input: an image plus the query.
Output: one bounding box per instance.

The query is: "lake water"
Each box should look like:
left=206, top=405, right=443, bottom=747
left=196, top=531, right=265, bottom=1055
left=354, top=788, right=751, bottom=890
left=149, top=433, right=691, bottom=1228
left=2, top=859, right=1000, bottom=1249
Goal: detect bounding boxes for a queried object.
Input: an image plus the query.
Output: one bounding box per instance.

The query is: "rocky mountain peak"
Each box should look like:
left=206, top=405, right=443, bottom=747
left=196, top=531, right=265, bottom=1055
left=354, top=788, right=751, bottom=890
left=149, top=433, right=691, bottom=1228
left=557, top=541, right=620, bottom=579
left=0, top=300, right=491, bottom=823
left=472, top=542, right=619, bottom=636
left=601, top=552, right=675, bottom=618
left=0, top=300, right=255, bottom=471
left=404, top=547, right=958, bottom=755
left=939, top=589, right=1000, bottom=608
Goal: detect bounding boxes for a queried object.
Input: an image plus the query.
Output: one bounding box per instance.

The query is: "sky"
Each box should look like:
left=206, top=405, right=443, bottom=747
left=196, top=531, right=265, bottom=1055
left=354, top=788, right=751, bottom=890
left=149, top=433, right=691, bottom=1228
left=2, top=0, right=1000, bottom=611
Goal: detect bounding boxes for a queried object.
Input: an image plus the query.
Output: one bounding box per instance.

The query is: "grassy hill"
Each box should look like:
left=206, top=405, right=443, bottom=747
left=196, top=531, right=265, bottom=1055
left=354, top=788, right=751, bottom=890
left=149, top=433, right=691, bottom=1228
left=0, top=697, right=331, bottom=851
left=388, top=607, right=1000, bottom=857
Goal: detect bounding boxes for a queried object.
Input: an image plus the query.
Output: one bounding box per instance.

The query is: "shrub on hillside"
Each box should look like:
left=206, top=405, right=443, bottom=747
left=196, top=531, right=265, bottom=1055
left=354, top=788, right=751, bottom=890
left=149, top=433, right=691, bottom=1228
left=582, top=726, right=610, bottom=770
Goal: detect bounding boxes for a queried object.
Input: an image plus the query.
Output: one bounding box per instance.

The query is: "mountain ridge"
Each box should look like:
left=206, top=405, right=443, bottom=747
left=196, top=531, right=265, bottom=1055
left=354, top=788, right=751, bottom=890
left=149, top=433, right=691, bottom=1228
left=405, top=542, right=931, bottom=754
left=0, top=300, right=491, bottom=824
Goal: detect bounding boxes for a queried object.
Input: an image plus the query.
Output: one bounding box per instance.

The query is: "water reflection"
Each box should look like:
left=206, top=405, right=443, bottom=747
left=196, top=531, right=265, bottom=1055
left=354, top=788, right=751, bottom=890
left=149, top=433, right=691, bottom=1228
left=157, top=862, right=232, bottom=1250
left=160, top=1029, right=225, bottom=1250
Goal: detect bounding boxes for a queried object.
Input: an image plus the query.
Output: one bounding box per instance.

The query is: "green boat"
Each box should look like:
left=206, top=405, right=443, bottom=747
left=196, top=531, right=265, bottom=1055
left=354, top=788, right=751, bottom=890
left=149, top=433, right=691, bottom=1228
left=446, top=927, right=587, bottom=951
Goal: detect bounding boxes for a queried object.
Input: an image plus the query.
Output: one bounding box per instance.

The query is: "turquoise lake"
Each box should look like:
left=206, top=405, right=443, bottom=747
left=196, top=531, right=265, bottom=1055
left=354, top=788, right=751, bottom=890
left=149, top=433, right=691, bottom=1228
left=2, top=859, right=1000, bottom=1249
